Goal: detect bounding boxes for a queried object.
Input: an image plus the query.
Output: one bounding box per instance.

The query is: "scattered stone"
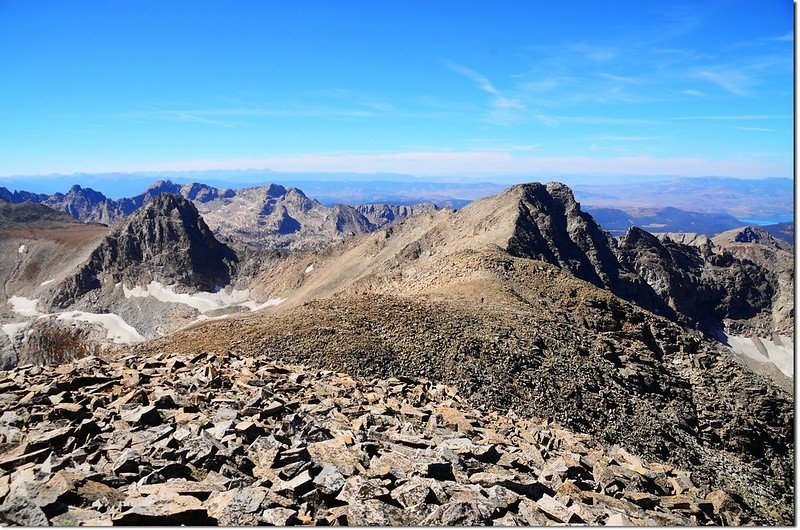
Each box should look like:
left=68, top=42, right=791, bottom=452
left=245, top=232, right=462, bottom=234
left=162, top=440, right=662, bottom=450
left=0, top=351, right=753, bottom=526
left=121, top=405, right=162, bottom=426
left=261, top=506, right=299, bottom=526
left=0, top=496, right=49, bottom=526
left=312, top=465, right=345, bottom=496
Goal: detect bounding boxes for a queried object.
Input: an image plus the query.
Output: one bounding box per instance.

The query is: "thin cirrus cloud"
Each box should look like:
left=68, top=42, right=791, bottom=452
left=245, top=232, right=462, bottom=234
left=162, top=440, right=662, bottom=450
left=534, top=115, right=660, bottom=127
left=733, top=126, right=773, bottom=132
left=114, top=105, right=384, bottom=127
left=442, top=60, right=525, bottom=125
left=669, top=114, right=790, bottom=121
left=696, top=68, right=755, bottom=96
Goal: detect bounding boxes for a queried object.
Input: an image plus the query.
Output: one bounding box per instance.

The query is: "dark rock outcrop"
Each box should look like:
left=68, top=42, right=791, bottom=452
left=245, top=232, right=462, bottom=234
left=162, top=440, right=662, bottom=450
left=50, top=193, right=237, bottom=307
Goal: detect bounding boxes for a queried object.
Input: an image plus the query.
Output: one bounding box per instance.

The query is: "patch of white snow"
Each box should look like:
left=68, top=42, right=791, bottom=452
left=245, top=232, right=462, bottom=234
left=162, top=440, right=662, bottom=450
left=726, top=334, right=794, bottom=378
left=2, top=322, right=28, bottom=341
left=239, top=298, right=286, bottom=311
left=56, top=311, right=144, bottom=344
left=123, top=281, right=252, bottom=313
left=7, top=296, right=41, bottom=317
left=39, top=279, right=56, bottom=286
left=17, top=244, right=26, bottom=254
left=305, top=264, right=314, bottom=273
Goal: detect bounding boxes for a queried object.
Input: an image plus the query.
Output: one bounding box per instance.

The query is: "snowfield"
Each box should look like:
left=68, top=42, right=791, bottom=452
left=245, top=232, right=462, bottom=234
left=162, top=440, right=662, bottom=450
left=8, top=296, right=41, bottom=317
left=123, top=281, right=284, bottom=313
left=726, top=334, right=793, bottom=378
left=56, top=311, right=144, bottom=344
left=2, top=322, right=28, bottom=342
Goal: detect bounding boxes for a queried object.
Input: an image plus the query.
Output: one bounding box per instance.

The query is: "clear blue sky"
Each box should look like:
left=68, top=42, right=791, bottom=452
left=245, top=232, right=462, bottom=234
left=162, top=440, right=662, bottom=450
left=0, top=0, right=793, bottom=180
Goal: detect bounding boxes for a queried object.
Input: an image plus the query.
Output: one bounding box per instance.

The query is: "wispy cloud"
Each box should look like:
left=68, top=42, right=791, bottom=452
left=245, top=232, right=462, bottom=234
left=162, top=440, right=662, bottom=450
left=696, top=68, right=755, bottom=96
left=733, top=126, right=773, bottom=132
left=115, top=104, right=393, bottom=126
left=670, top=114, right=790, bottom=121
left=772, top=32, right=793, bottom=42
left=598, top=73, right=643, bottom=84
left=443, top=60, right=524, bottom=125
left=680, top=89, right=707, bottom=97
left=534, top=114, right=659, bottom=127
left=595, top=135, right=665, bottom=142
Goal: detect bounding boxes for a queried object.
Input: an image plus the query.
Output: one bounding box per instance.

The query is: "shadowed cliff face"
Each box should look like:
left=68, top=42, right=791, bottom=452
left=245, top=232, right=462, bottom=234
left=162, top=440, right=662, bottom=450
left=50, top=193, right=238, bottom=307
left=496, top=183, right=785, bottom=336
left=616, top=226, right=781, bottom=335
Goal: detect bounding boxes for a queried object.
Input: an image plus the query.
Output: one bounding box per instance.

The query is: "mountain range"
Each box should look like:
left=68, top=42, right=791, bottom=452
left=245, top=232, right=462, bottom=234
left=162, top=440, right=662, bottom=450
left=2, top=177, right=792, bottom=244
left=0, top=180, right=794, bottom=524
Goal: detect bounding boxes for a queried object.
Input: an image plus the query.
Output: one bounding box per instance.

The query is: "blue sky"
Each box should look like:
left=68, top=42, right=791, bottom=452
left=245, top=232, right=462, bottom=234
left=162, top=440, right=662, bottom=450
left=0, top=0, right=793, bottom=180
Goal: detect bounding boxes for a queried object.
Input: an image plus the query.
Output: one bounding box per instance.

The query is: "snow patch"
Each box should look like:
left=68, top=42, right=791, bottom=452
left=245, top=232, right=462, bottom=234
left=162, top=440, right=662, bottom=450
left=123, top=281, right=284, bottom=314
left=56, top=311, right=144, bottom=345
left=17, top=244, right=26, bottom=254
left=305, top=264, right=314, bottom=273
left=123, top=281, right=252, bottom=313
left=40, top=279, right=55, bottom=287
left=8, top=296, right=41, bottom=317
left=725, top=334, right=794, bottom=378
left=239, top=298, right=286, bottom=311
left=2, top=322, right=28, bottom=342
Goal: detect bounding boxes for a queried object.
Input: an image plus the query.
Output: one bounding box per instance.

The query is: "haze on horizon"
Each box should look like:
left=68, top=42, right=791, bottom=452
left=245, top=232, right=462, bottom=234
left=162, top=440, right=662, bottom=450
left=0, top=0, right=793, bottom=184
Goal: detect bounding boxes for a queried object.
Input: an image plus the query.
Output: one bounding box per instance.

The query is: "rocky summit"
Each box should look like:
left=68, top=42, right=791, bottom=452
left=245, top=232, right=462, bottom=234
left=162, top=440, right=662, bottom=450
left=0, top=350, right=749, bottom=526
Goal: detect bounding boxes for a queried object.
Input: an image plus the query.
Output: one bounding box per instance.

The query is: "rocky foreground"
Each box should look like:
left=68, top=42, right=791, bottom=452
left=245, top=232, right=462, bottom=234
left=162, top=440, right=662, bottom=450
left=0, top=350, right=749, bottom=526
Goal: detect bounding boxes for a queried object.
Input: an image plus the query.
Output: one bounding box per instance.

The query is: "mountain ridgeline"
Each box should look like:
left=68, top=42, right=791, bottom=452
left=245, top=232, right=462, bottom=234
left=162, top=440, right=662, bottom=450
left=0, top=181, right=437, bottom=250
left=0, top=180, right=793, bottom=524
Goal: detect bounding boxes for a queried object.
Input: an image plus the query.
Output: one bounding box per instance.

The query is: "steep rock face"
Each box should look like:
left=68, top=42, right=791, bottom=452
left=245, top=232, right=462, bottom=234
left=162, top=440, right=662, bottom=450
left=324, top=205, right=375, bottom=235
left=491, top=183, right=667, bottom=317
left=617, top=227, right=782, bottom=336
left=41, top=185, right=131, bottom=225
left=50, top=193, right=237, bottom=307
left=355, top=203, right=438, bottom=228
left=179, top=181, right=235, bottom=203
left=711, top=226, right=794, bottom=335
left=506, top=183, right=623, bottom=288
left=617, top=228, right=723, bottom=330
left=0, top=187, right=49, bottom=203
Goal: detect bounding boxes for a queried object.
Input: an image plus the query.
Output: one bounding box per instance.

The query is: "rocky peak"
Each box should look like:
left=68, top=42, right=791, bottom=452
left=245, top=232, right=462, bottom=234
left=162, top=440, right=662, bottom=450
left=325, top=205, right=375, bottom=234
left=0, top=186, right=48, bottom=204
left=50, top=193, right=238, bottom=307
left=146, top=179, right=182, bottom=195
left=264, top=183, right=288, bottom=199
left=619, top=225, right=661, bottom=247
left=503, top=182, right=623, bottom=291
left=63, top=185, right=108, bottom=206
left=733, top=226, right=773, bottom=244
left=180, top=182, right=234, bottom=203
